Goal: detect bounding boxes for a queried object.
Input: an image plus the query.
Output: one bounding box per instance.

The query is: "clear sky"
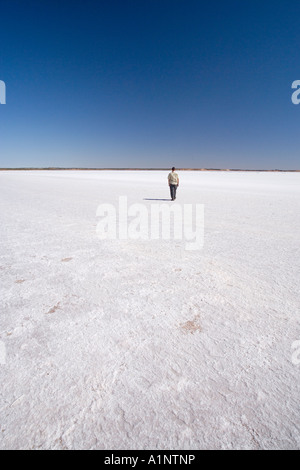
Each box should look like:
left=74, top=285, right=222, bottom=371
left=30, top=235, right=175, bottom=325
left=0, top=0, right=300, bottom=169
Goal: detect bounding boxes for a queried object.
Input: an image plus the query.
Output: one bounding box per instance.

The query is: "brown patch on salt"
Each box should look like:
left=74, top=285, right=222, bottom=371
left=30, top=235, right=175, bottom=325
left=180, top=315, right=202, bottom=334
left=15, top=279, right=25, bottom=284
left=61, top=257, right=72, bottom=262
left=47, top=302, right=61, bottom=314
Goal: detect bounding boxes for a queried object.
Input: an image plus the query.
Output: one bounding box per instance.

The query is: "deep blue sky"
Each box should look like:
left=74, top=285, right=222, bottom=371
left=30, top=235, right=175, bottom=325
left=0, top=0, right=300, bottom=169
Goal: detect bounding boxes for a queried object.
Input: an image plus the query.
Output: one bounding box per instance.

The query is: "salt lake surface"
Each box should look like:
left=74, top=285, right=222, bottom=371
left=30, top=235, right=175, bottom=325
left=0, top=170, right=299, bottom=449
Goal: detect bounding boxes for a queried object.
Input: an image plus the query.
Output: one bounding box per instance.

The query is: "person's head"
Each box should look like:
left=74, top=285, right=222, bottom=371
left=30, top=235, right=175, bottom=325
left=172, top=167, right=176, bottom=172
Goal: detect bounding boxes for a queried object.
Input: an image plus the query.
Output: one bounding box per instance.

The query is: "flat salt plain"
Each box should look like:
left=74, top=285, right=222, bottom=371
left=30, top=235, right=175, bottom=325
left=0, top=169, right=300, bottom=450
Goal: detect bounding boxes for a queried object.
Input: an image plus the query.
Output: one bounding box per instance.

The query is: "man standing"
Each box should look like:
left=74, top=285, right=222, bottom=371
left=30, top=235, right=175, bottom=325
left=168, top=167, right=179, bottom=201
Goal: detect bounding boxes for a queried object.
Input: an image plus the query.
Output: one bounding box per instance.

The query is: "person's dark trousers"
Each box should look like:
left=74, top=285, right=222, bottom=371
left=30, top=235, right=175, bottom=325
left=170, top=184, right=178, bottom=200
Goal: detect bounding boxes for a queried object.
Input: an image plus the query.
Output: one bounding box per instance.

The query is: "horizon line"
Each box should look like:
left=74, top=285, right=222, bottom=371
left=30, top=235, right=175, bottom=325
left=0, top=167, right=299, bottom=172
